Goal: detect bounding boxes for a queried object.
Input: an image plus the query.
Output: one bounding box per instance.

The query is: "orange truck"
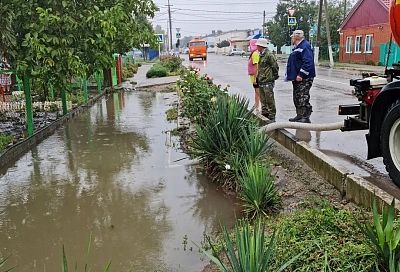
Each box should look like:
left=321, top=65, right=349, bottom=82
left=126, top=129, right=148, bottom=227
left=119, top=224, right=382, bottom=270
left=188, top=38, right=207, bottom=61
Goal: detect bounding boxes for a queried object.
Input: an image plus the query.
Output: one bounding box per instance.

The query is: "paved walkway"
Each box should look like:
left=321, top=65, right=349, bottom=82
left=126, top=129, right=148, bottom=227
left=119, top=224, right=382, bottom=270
left=127, top=64, right=179, bottom=88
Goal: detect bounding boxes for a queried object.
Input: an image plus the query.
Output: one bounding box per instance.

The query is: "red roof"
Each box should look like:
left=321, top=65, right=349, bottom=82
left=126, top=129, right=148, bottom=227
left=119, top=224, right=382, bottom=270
left=339, top=0, right=390, bottom=30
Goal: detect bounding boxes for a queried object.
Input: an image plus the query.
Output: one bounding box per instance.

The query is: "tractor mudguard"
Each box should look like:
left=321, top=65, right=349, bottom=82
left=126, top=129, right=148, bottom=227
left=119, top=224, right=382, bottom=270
left=390, top=0, right=400, bottom=46
left=367, top=81, right=400, bottom=159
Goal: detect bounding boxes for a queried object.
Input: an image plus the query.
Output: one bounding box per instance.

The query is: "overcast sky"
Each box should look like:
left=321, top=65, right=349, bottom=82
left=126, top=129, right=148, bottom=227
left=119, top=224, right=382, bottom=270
left=150, top=0, right=279, bottom=39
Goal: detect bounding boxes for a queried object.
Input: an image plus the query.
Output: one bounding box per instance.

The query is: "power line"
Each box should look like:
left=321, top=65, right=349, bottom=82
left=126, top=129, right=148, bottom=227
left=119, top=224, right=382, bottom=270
left=169, top=1, right=276, bottom=5
left=172, top=11, right=264, bottom=20
left=172, top=7, right=263, bottom=14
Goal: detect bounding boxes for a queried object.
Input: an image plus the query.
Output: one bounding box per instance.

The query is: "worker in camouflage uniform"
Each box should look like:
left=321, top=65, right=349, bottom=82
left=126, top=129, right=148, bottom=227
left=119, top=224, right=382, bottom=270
left=256, top=38, right=279, bottom=121
left=286, top=30, right=316, bottom=123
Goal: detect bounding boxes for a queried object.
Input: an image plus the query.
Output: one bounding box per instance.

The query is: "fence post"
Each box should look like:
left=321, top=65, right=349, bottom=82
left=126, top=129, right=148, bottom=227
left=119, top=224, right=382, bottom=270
left=96, top=71, right=103, bottom=94
left=83, top=78, right=89, bottom=103
left=23, top=72, right=34, bottom=136
left=61, top=88, right=68, bottom=115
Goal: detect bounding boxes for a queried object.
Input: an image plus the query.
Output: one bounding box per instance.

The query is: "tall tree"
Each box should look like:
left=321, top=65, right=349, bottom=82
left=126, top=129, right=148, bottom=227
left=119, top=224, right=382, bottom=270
left=267, top=0, right=318, bottom=51
left=2, top=0, right=157, bottom=98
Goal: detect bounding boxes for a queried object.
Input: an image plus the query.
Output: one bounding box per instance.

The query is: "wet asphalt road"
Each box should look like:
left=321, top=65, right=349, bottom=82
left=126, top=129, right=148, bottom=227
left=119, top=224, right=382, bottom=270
left=185, top=54, right=400, bottom=198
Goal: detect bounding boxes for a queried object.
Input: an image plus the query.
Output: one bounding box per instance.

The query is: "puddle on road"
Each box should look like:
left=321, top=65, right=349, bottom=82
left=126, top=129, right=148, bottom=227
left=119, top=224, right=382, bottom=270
left=0, top=91, right=239, bottom=271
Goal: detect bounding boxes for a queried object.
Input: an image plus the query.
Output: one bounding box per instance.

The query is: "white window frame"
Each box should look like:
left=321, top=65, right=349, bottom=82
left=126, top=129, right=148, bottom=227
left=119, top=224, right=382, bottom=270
left=355, top=36, right=362, bottom=53
left=365, top=34, right=373, bottom=53
left=345, top=36, right=353, bottom=53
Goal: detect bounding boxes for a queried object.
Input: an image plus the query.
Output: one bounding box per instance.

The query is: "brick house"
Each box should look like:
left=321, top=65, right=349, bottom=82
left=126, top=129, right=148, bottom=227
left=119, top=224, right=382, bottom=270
left=338, top=0, right=391, bottom=64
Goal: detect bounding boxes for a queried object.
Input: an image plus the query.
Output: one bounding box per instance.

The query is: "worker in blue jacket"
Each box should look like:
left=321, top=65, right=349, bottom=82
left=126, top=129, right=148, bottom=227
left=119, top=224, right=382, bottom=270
left=286, top=30, right=316, bottom=123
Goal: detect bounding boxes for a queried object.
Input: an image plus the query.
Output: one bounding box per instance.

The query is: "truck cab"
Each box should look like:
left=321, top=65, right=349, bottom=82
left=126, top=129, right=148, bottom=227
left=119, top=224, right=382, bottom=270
left=188, top=38, right=207, bottom=61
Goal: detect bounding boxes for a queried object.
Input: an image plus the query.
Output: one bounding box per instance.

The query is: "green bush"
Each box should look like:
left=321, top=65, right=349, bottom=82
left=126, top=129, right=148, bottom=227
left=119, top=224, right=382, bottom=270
left=177, top=69, right=223, bottom=123
left=189, top=95, right=260, bottom=189
left=146, top=64, right=168, bottom=78
left=160, top=55, right=182, bottom=73
left=123, top=59, right=139, bottom=79
left=166, top=107, right=178, bottom=121
left=67, top=91, right=85, bottom=105
left=239, top=162, right=280, bottom=218
left=357, top=199, right=400, bottom=271
left=0, top=134, right=13, bottom=152
left=269, top=199, right=376, bottom=271
left=202, top=220, right=300, bottom=272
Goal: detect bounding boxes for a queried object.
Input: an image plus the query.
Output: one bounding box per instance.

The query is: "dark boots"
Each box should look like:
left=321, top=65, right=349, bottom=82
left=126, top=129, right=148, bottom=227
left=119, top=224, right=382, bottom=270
left=289, top=115, right=302, bottom=122
left=289, top=107, right=312, bottom=123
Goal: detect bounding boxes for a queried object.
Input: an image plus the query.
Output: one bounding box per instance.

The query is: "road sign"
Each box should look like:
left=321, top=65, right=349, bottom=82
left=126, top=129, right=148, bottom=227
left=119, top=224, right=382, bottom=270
left=176, top=32, right=181, bottom=39
left=288, top=17, right=297, bottom=26
left=155, top=34, right=164, bottom=44
left=288, top=9, right=295, bottom=16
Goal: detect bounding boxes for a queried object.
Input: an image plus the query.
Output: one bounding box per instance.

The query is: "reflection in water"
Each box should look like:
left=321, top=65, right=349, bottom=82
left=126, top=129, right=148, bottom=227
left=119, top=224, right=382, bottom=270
left=295, top=129, right=312, bottom=143
left=0, top=91, right=237, bottom=271
left=138, top=91, right=156, bottom=115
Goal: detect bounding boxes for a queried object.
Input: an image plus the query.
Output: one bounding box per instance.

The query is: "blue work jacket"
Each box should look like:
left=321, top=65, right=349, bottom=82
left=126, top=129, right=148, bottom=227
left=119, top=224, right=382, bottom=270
left=286, top=39, right=316, bottom=81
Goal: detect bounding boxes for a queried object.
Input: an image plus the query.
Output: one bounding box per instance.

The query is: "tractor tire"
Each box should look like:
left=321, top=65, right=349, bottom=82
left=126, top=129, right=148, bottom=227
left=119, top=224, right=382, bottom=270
left=381, top=100, right=400, bottom=187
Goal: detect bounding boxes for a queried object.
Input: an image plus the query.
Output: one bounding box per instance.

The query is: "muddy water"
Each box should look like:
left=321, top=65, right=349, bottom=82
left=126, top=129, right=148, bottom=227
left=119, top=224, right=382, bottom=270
left=0, top=91, right=239, bottom=271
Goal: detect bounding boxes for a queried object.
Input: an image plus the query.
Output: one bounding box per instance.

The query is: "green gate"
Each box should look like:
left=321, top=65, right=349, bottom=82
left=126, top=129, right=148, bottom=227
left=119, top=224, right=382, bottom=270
left=380, top=42, right=400, bottom=67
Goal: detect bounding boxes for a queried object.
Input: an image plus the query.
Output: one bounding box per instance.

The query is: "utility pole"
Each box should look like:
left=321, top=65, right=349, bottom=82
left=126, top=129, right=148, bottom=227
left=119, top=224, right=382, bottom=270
left=343, top=0, right=347, bottom=21
left=167, top=0, right=173, bottom=51
left=315, top=0, right=324, bottom=65
left=324, top=0, right=334, bottom=67
left=263, top=10, right=266, bottom=37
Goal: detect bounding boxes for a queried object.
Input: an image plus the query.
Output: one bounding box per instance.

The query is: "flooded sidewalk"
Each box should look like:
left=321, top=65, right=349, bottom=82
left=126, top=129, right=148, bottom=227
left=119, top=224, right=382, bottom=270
left=0, top=91, right=238, bottom=271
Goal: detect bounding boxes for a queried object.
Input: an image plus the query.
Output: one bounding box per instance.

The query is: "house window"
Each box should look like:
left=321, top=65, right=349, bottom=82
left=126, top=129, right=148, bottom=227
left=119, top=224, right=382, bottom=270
left=345, top=36, right=352, bottom=53
left=365, top=34, right=373, bottom=53
left=355, top=36, right=362, bottom=53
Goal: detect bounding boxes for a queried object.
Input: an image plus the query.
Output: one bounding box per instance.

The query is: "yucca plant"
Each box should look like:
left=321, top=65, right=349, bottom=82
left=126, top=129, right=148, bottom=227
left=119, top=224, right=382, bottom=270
left=202, top=220, right=300, bottom=272
left=240, top=128, right=271, bottom=162
left=190, top=95, right=259, bottom=188
left=239, top=162, right=281, bottom=218
left=357, top=199, right=400, bottom=271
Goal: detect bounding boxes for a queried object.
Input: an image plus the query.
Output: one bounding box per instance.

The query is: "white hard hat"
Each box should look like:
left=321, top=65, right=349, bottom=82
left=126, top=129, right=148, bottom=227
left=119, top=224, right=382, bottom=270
left=255, top=38, right=269, bottom=48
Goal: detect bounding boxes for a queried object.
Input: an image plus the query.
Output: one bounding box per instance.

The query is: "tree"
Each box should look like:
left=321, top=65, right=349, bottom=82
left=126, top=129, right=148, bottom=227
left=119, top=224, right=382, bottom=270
left=217, top=40, right=230, bottom=48
left=2, top=0, right=157, bottom=100
left=0, top=3, right=16, bottom=61
left=267, top=0, right=318, bottom=51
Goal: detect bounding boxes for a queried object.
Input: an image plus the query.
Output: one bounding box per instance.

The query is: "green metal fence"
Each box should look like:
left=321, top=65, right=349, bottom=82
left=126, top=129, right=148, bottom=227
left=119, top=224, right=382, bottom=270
left=380, top=42, right=400, bottom=67
left=0, top=69, right=105, bottom=137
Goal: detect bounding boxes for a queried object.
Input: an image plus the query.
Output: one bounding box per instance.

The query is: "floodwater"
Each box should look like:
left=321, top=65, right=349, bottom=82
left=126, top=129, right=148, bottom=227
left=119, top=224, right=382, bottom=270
left=0, top=91, right=239, bottom=271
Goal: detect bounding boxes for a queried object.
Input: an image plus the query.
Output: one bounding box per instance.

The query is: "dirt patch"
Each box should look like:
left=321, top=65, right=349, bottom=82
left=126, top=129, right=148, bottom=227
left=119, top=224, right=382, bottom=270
left=269, top=139, right=354, bottom=212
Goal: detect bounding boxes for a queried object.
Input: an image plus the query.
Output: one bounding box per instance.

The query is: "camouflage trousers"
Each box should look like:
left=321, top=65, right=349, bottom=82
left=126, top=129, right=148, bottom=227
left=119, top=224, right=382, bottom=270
left=259, top=82, right=276, bottom=120
left=292, top=79, right=313, bottom=118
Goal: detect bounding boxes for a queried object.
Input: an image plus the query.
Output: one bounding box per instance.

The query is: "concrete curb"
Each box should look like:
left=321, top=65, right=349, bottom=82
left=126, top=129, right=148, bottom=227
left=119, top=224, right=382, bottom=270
left=136, top=80, right=178, bottom=90
left=0, top=91, right=105, bottom=171
left=318, top=64, right=384, bottom=73
left=259, top=116, right=400, bottom=210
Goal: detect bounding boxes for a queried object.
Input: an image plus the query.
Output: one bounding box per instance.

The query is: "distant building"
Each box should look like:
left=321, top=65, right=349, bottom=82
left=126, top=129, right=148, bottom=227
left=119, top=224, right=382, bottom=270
left=212, top=30, right=249, bottom=54
left=338, top=0, right=395, bottom=65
